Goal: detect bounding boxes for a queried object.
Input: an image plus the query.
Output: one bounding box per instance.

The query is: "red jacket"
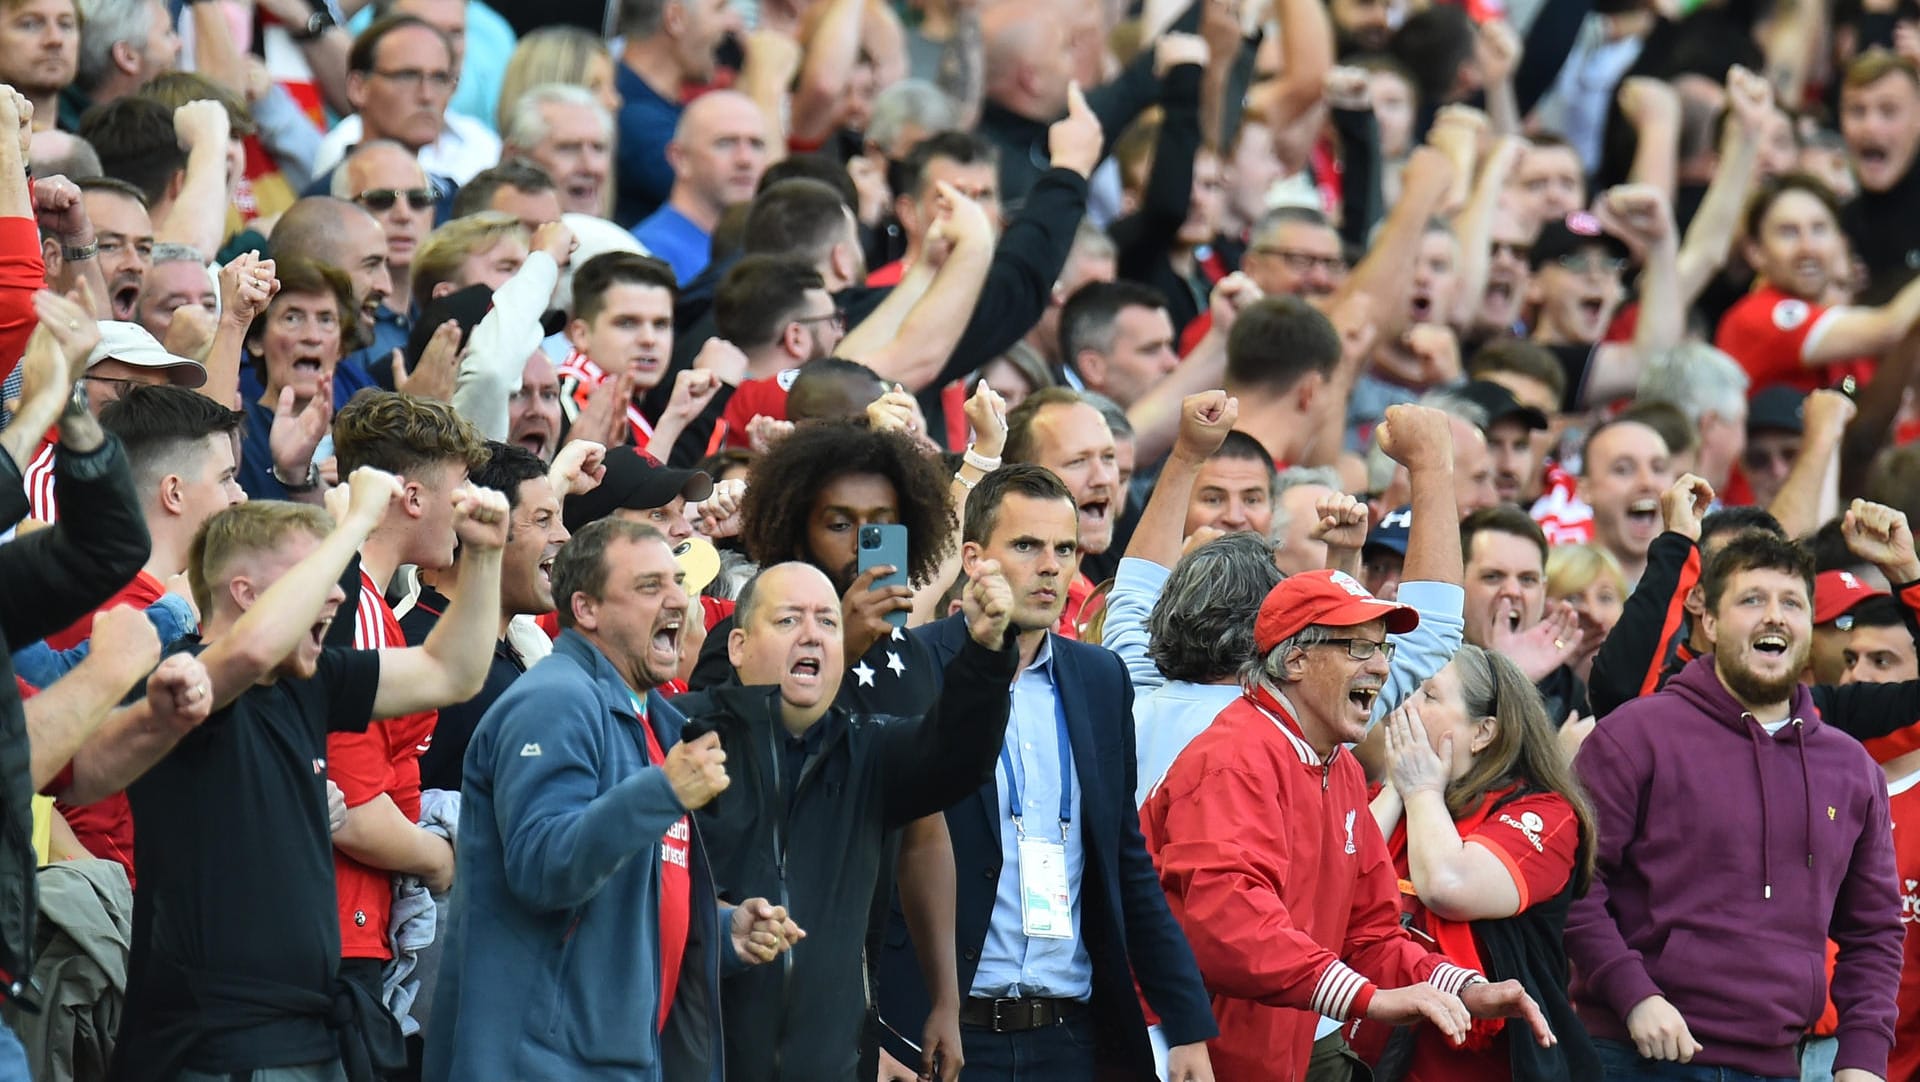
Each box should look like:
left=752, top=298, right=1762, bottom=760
left=1140, top=687, right=1479, bottom=1081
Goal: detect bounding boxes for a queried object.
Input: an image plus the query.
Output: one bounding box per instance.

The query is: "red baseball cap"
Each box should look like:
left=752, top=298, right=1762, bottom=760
left=1814, top=569, right=1887, bottom=625
left=1254, top=570, right=1420, bottom=653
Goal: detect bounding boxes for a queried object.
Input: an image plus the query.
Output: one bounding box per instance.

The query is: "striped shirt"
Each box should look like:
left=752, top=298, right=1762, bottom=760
left=556, top=350, right=652, bottom=448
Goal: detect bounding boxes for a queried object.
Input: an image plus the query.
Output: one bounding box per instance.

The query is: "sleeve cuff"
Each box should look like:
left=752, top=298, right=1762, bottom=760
left=1311, top=959, right=1374, bottom=1020
left=1832, top=1029, right=1893, bottom=1078
left=1428, top=962, right=1482, bottom=996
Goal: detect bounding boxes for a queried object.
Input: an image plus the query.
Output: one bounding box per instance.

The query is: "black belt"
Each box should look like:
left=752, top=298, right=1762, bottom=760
left=959, top=996, right=1089, bottom=1033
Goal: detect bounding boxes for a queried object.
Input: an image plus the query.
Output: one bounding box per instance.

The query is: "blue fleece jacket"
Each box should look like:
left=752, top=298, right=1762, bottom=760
left=423, top=630, right=736, bottom=1082
left=1566, top=656, right=1902, bottom=1078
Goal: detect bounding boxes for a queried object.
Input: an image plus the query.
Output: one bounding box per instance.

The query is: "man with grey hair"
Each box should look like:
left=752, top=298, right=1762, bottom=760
left=1109, top=393, right=1468, bottom=804
left=865, top=79, right=957, bottom=160
left=633, top=89, right=769, bottom=284
left=133, top=241, right=215, bottom=352
left=1057, top=279, right=1175, bottom=408
left=72, top=0, right=177, bottom=109
left=1635, top=342, right=1750, bottom=493
left=502, top=83, right=616, bottom=218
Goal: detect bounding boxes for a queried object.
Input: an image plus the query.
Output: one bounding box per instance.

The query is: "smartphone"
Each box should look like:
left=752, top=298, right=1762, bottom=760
left=858, top=523, right=911, bottom=628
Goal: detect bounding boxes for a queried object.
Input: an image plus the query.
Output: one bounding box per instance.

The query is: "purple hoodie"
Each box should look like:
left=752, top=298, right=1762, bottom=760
left=1565, top=656, right=1902, bottom=1078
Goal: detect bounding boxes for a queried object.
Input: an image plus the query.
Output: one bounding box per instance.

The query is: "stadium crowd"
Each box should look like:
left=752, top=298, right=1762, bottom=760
left=0, top=0, right=1916, bottom=1077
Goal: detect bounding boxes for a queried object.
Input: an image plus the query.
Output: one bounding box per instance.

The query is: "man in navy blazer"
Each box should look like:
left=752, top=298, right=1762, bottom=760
left=877, top=465, right=1217, bottom=1082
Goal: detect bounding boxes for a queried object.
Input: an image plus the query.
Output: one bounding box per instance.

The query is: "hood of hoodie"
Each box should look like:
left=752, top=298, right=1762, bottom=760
left=1664, top=654, right=1821, bottom=738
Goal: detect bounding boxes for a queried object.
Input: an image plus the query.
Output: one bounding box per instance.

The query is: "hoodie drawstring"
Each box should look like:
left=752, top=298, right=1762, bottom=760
left=1747, top=713, right=1817, bottom=900
left=1795, top=719, right=1814, bottom=872
left=1746, top=714, right=1773, bottom=899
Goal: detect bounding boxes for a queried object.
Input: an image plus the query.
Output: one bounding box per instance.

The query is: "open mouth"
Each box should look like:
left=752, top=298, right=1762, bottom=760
left=1754, top=633, right=1789, bottom=656
left=1485, top=280, right=1513, bottom=304
left=308, top=616, right=331, bottom=650
left=292, top=358, right=325, bottom=376
left=1859, top=145, right=1890, bottom=171
left=1578, top=297, right=1606, bottom=322
left=112, top=283, right=140, bottom=321
left=789, top=657, right=822, bottom=682
left=1349, top=686, right=1379, bottom=713
left=1080, top=499, right=1109, bottom=526
left=652, top=618, right=681, bottom=655
left=537, top=555, right=554, bottom=586
left=1627, top=497, right=1659, bottom=530
left=1409, top=294, right=1433, bottom=322
left=565, top=179, right=600, bottom=204
left=517, top=431, right=553, bottom=457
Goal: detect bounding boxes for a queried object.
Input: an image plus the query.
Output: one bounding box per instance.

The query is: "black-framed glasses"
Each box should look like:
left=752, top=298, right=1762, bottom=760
left=79, top=374, right=134, bottom=399
left=370, top=68, right=455, bottom=92
left=1318, top=637, right=1395, bottom=662
left=793, top=309, right=846, bottom=332
left=355, top=187, right=435, bottom=212
left=1490, top=240, right=1533, bottom=261
left=1250, top=247, right=1347, bottom=275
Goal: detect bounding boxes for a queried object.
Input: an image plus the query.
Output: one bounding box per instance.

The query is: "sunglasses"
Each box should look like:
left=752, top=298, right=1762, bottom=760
left=355, top=187, right=435, bottom=212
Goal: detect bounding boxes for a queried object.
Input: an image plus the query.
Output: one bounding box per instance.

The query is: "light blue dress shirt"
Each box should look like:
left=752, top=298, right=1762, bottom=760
left=1103, top=557, right=1467, bottom=805
left=969, top=634, right=1094, bottom=1000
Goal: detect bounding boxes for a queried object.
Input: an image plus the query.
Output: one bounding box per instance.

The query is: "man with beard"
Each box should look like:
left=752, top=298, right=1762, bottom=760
left=1717, top=173, right=1920, bottom=395
left=333, top=141, right=435, bottom=365
left=262, top=197, right=394, bottom=406
left=79, top=177, right=152, bottom=324
left=1566, top=533, right=1905, bottom=1082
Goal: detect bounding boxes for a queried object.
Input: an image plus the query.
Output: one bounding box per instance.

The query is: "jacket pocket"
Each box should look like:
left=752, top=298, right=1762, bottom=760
left=1652, top=927, right=1818, bottom=1048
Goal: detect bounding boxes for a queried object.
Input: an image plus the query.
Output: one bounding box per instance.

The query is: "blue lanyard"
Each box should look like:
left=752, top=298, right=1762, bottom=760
left=1000, top=709, right=1072, bottom=835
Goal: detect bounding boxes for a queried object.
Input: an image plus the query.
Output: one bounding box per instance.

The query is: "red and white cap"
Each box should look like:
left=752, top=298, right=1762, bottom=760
left=1254, top=569, right=1419, bottom=653
left=1813, top=569, right=1886, bottom=625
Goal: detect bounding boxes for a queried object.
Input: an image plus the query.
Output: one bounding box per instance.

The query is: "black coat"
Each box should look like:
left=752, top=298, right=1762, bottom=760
left=0, top=435, right=149, bottom=994
left=676, top=632, right=1017, bottom=1082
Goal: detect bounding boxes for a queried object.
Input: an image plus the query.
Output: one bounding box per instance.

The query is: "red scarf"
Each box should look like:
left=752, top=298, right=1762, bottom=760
left=1386, top=792, right=1510, bottom=1052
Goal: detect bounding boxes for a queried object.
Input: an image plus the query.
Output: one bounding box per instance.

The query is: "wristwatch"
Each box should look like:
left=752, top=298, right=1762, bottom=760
left=61, top=240, right=96, bottom=262
left=274, top=460, right=321, bottom=492
left=65, top=378, right=88, bottom=418
left=290, top=7, right=334, bottom=41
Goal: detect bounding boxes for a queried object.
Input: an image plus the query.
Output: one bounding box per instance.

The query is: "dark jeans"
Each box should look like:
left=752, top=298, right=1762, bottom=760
left=958, top=1016, right=1097, bottom=1082
left=1595, top=1038, right=1797, bottom=1082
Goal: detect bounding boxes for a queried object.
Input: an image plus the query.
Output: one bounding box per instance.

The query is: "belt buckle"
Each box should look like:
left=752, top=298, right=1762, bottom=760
left=990, top=997, right=1020, bottom=1031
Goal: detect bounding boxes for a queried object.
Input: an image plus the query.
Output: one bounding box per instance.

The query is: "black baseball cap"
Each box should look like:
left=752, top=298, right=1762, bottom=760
left=1747, top=384, right=1804, bottom=435
left=562, top=446, right=714, bottom=533
left=1529, top=210, right=1631, bottom=272
left=1458, top=380, right=1550, bottom=431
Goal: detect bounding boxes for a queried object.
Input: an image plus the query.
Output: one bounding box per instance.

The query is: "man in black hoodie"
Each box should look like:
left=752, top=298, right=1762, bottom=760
left=676, top=559, right=1018, bottom=1082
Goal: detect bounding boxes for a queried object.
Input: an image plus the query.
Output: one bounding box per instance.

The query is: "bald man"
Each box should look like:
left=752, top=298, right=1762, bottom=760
left=334, top=141, right=435, bottom=326
left=631, top=89, right=770, bottom=283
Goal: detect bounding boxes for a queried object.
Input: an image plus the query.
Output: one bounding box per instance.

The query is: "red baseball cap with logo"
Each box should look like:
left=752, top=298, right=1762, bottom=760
left=1813, top=569, right=1887, bottom=625
left=1254, top=570, right=1420, bottom=653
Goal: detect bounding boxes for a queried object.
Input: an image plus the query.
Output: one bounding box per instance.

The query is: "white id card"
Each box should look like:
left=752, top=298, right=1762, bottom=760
left=1017, top=836, right=1072, bottom=939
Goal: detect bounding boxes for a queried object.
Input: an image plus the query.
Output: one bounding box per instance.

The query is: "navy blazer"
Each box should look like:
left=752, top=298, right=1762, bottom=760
left=876, top=615, right=1216, bottom=1075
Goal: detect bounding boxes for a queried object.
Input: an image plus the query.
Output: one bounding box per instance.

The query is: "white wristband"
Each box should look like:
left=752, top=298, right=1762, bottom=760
left=963, top=447, right=1002, bottom=472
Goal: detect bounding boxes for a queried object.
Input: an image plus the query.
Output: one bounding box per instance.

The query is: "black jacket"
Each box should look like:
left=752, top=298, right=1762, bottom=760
left=1111, top=64, right=1206, bottom=338
left=675, top=632, right=1017, bottom=1082
left=1589, top=530, right=1700, bottom=720
left=0, top=434, right=149, bottom=994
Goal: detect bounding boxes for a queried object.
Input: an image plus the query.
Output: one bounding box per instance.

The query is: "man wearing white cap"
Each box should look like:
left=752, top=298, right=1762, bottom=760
left=19, top=320, right=206, bottom=522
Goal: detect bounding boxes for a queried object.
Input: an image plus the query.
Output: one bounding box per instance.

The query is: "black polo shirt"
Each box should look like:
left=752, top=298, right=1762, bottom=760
left=398, top=585, right=528, bottom=793
left=120, top=645, right=380, bottom=1076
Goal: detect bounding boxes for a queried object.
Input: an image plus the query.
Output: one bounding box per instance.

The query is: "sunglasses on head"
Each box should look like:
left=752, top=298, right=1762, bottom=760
left=355, top=187, right=434, bottom=212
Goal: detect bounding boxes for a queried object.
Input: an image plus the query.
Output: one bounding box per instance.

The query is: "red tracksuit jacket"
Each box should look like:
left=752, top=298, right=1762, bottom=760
left=1140, top=688, right=1479, bottom=1081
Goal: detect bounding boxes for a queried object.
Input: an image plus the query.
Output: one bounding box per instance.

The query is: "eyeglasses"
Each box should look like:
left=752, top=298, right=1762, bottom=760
left=793, top=309, right=847, bottom=331
left=1317, top=637, right=1395, bottom=662
left=79, top=374, right=134, bottom=399
left=355, top=187, right=435, bottom=212
left=1251, top=247, right=1348, bottom=275
left=369, top=68, right=455, bottom=93
left=1490, top=240, right=1533, bottom=261
left=1556, top=253, right=1627, bottom=275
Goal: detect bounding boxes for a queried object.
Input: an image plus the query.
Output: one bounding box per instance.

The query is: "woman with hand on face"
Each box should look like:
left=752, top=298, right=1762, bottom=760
left=1361, top=645, right=1603, bottom=1082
